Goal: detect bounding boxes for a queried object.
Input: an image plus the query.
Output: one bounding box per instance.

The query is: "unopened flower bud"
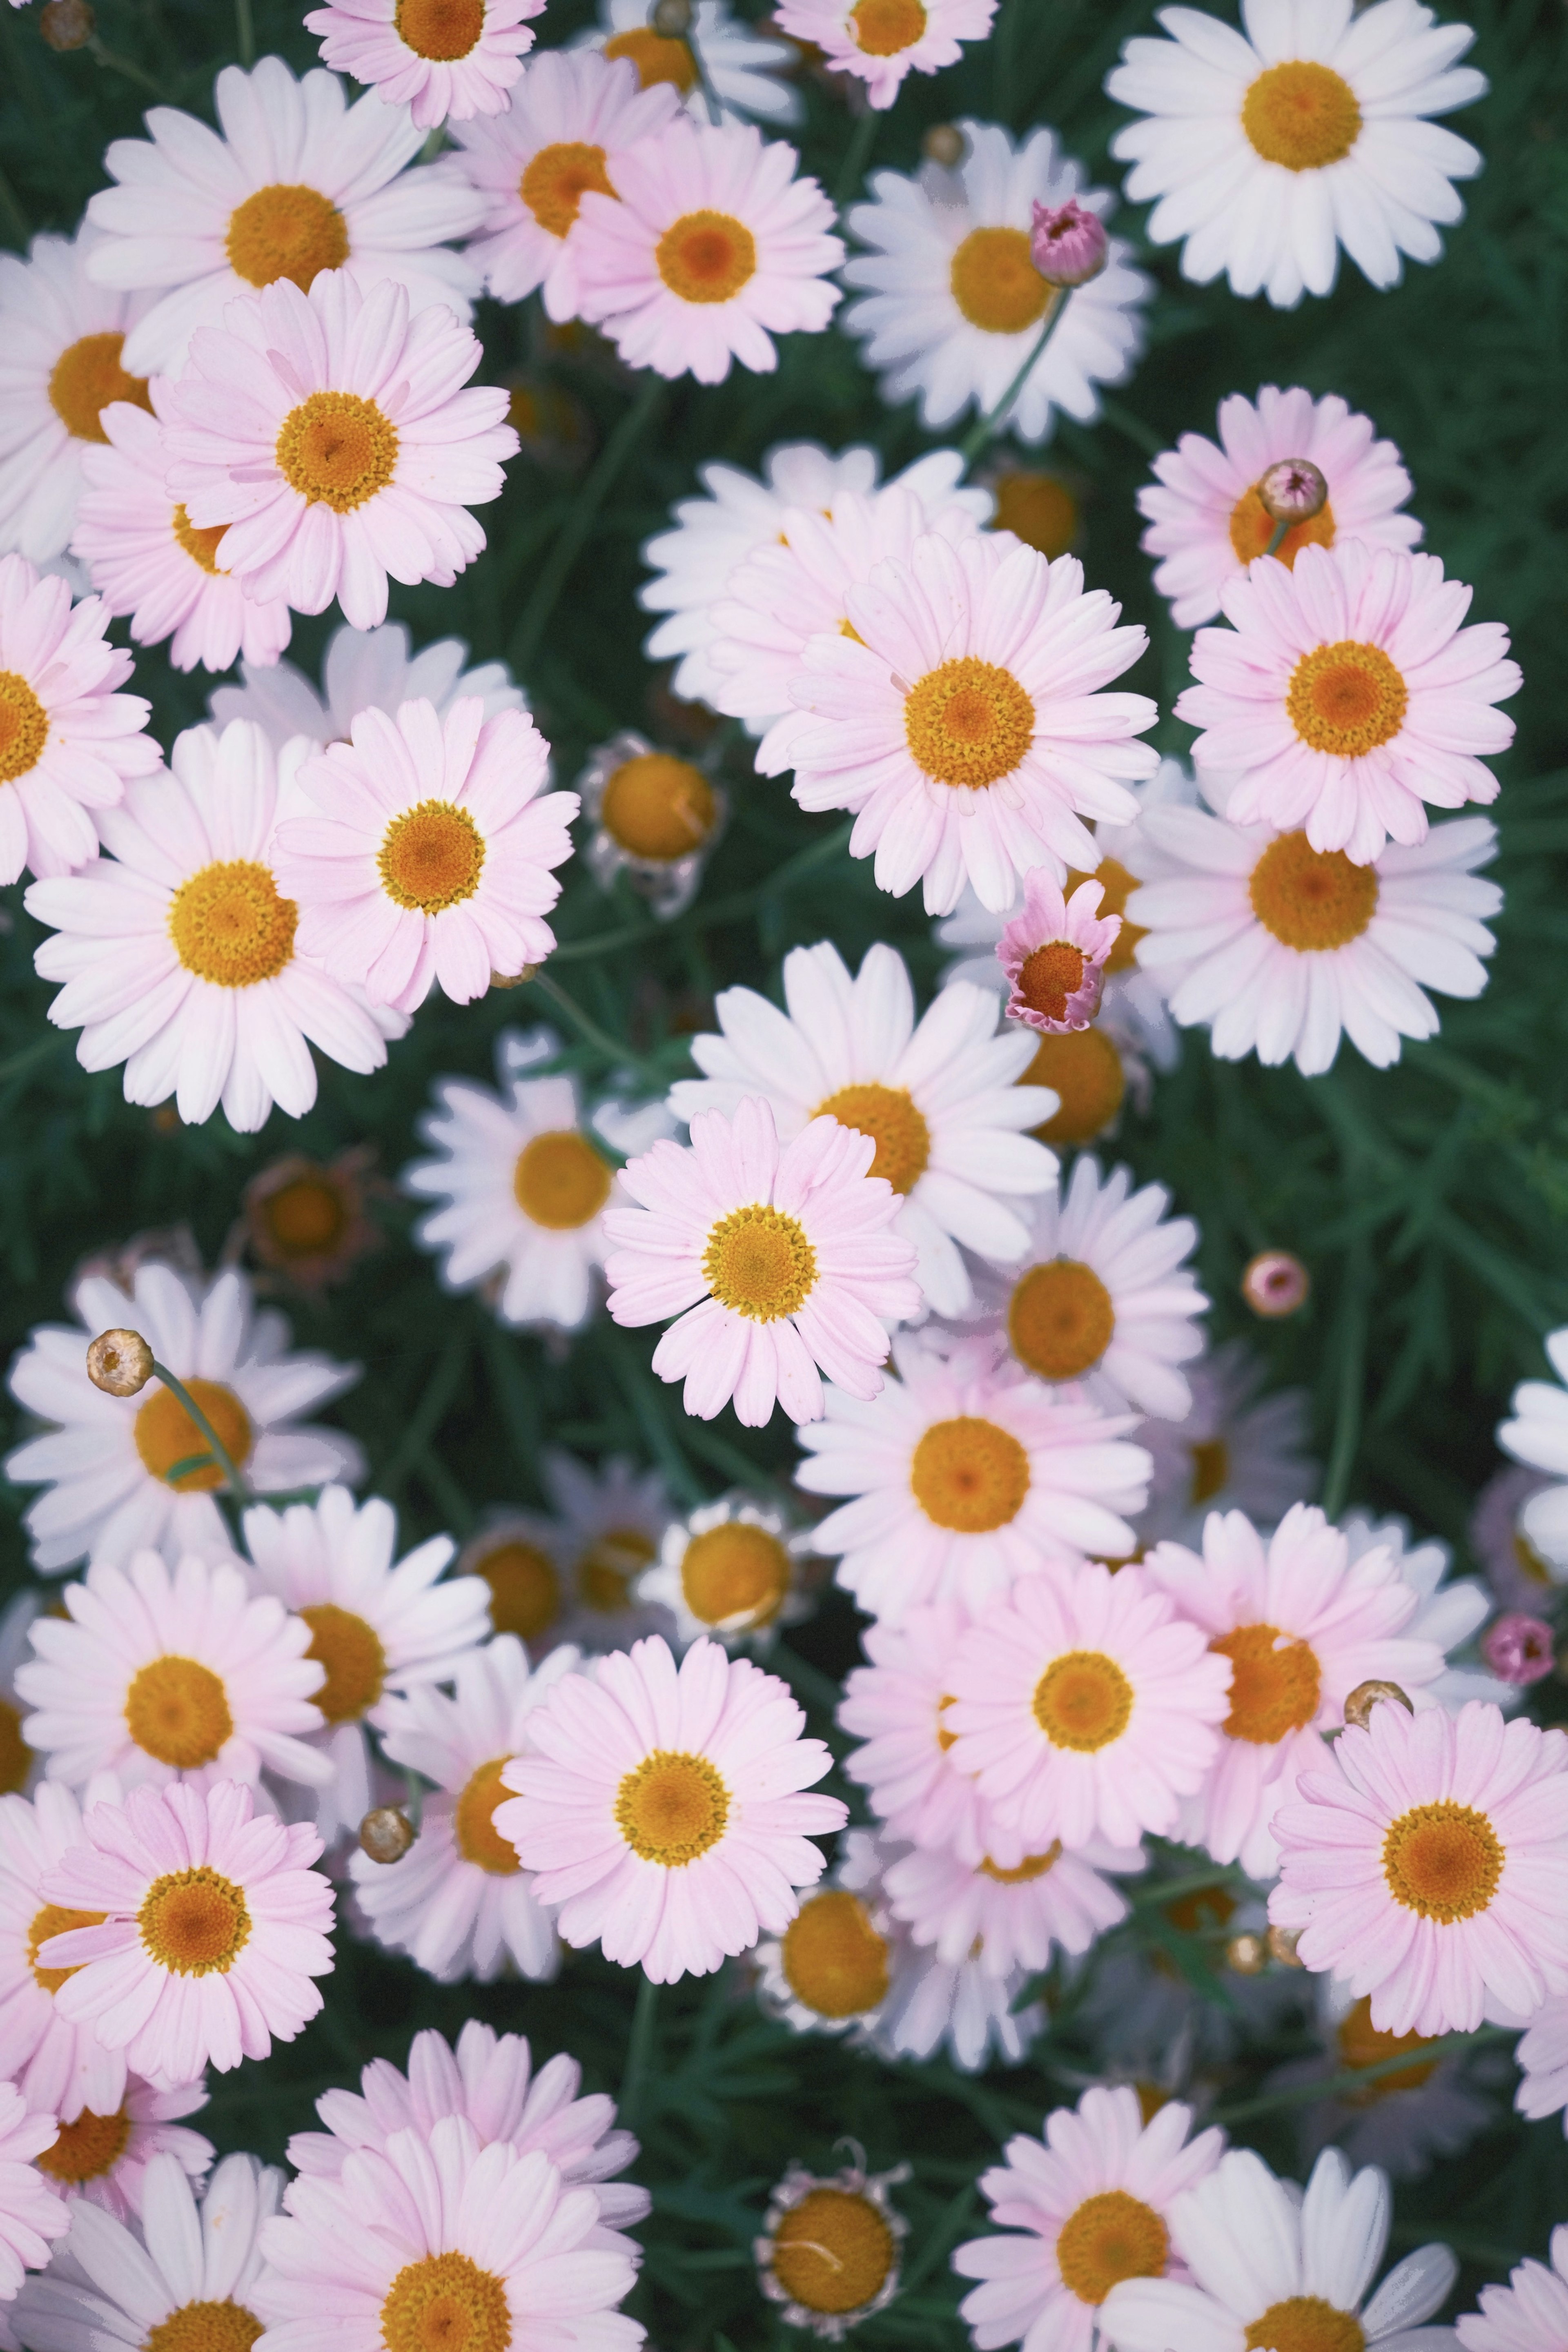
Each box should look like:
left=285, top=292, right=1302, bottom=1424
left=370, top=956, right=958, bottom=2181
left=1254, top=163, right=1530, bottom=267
left=359, top=1806, right=416, bottom=1864
left=651, top=0, right=692, bottom=31
left=1242, top=1250, right=1310, bottom=1319
left=922, top=124, right=966, bottom=169
left=1342, top=1679, right=1413, bottom=1732
left=1482, top=1613, right=1556, bottom=1686
left=1029, top=198, right=1109, bottom=288
left=40, top=0, right=95, bottom=48
left=1226, top=1931, right=1268, bottom=1976
left=85, top=1328, right=154, bottom=1397
left=1257, top=458, right=1328, bottom=527
left=1266, top=1923, right=1304, bottom=1968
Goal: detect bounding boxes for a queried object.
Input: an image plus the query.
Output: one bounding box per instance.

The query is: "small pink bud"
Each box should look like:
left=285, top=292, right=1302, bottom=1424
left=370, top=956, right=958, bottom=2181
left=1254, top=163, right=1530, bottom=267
left=1482, top=1613, right=1556, bottom=1685
left=1257, top=457, right=1328, bottom=526
left=1242, top=1250, right=1310, bottom=1319
left=1029, top=198, right=1109, bottom=288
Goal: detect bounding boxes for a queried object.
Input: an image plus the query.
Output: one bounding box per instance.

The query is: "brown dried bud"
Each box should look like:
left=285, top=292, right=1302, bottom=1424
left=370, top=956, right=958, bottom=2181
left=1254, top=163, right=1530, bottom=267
left=40, top=0, right=95, bottom=49
left=651, top=0, right=692, bottom=30
left=1267, top=1923, right=1305, bottom=1968
left=489, top=965, right=540, bottom=991
left=922, top=124, right=966, bottom=168
left=85, top=1328, right=154, bottom=1397
left=1343, top=1679, right=1413, bottom=1732
left=1242, top=1250, right=1310, bottom=1319
left=1257, top=458, right=1329, bottom=526
left=1225, top=1931, right=1268, bottom=1976
left=358, top=1806, right=415, bottom=1864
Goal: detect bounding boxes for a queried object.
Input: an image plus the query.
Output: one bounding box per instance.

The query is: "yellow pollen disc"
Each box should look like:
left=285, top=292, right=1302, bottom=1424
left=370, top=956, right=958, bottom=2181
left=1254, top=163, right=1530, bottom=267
left=656, top=208, right=757, bottom=304
left=454, top=1755, right=521, bottom=1876
left=1018, top=940, right=1087, bottom=1023
left=124, top=1656, right=234, bottom=1769
left=950, top=227, right=1053, bottom=335
left=1189, top=1438, right=1229, bottom=1505
left=604, top=25, right=699, bottom=91
left=904, top=655, right=1034, bottom=790
left=1285, top=639, right=1407, bottom=759
left=298, top=1603, right=385, bottom=1723
left=1512, top=1530, right=1554, bottom=1586
left=1230, top=481, right=1336, bottom=568
left=771, top=2189, right=895, bottom=2317
left=475, top=1541, right=561, bottom=1641
left=1008, top=1259, right=1116, bottom=1382
left=1020, top=1028, right=1125, bottom=1146
left=27, top=1903, right=106, bottom=1995
left=600, top=751, right=716, bottom=860
left=1336, top=1995, right=1439, bottom=2103
left=813, top=1082, right=931, bottom=1195
left=702, top=1203, right=817, bottom=1321
left=1244, top=2298, right=1366, bottom=2352
left=512, top=1130, right=613, bottom=1230
left=1165, top=1882, right=1234, bottom=1933
left=0, top=671, right=49, bottom=785
left=378, top=799, right=485, bottom=913
left=1065, top=855, right=1144, bottom=974
left=780, top=1888, right=890, bottom=2018
left=168, top=859, right=297, bottom=987
left=1033, top=1650, right=1133, bottom=1752
left=47, top=331, right=154, bottom=443
left=145, top=2304, right=264, bottom=2352
left=172, top=504, right=229, bottom=575
left=226, top=184, right=350, bottom=292
left=0, top=1698, right=29, bottom=1797
left=134, top=1377, right=254, bottom=1492
left=849, top=0, right=926, bottom=54
left=680, top=1522, right=791, bottom=1629
left=577, top=1527, right=656, bottom=1613
left=36, top=2104, right=131, bottom=2184
left=1056, top=2189, right=1170, bottom=2305
left=615, top=1748, right=730, bottom=1866
left=978, top=1842, right=1061, bottom=1883
left=276, top=390, right=398, bottom=513
left=910, top=1415, right=1030, bottom=1534
left=992, top=470, right=1078, bottom=560
left=1211, top=1622, right=1321, bottom=1745
left=1382, top=1800, right=1503, bottom=1922
left=263, top=1174, right=347, bottom=1256
left=521, top=140, right=616, bottom=236
left=1242, top=61, right=1363, bottom=172
left=1249, top=830, right=1379, bottom=951
left=380, top=2252, right=511, bottom=2352
left=139, top=1865, right=251, bottom=1975
left=395, top=0, right=486, bottom=60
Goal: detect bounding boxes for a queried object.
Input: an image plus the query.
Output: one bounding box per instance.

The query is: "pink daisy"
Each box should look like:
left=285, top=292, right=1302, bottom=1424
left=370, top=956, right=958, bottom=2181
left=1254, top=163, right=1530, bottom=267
left=0, top=2082, right=68, bottom=2303
left=771, top=0, right=997, bottom=110
left=1458, top=2229, right=1568, bottom=2352
left=998, top=870, right=1122, bottom=1035
left=0, top=1783, right=129, bottom=2125
left=37, top=1777, right=335, bottom=2084
left=882, top=1832, right=1138, bottom=1978
left=273, top=696, right=576, bottom=1013
left=1139, top=386, right=1422, bottom=629
left=573, top=118, right=843, bottom=385
left=944, top=1561, right=1231, bottom=1850
left=838, top=1600, right=1004, bottom=1865
left=953, top=2085, right=1223, bottom=2352
left=305, top=0, right=545, bottom=129
left=1176, top=541, right=1521, bottom=866
left=1269, top=1697, right=1568, bottom=2038
left=603, top=1096, right=920, bottom=1429
left=28, top=2074, right=211, bottom=2223
left=160, top=270, right=517, bottom=633
left=494, top=1632, right=846, bottom=1983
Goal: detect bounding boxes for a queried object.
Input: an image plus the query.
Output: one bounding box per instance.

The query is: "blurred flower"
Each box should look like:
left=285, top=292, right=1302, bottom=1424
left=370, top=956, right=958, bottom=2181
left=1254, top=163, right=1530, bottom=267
left=578, top=0, right=802, bottom=124
left=29, top=2075, right=211, bottom=2223
left=234, top=1148, right=384, bottom=1295
left=577, top=727, right=726, bottom=918
left=1137, top=1339, right=1317, bottom=1552
left=211, top=617, right=524, bottom=750
left=1241, top=1249, right=1310, bottom=1319
left=756, top=2149, right=909, bottom=2339
left=1470, top=1462, right=1566, bottom=1613
left=454, top=1512, right=570, bottom=1650
left=1513, top=1996, right=1568, bottom=2140
left=540, top=1446, right=678, bottom=1655
left=987, top=465, right=1081, bottom=559
left=1482, top=1612, right=1555, bottom=1685
left=305, top=0, right=543, bottom=128
left=637, top=1491, right=817, bottom=1650
left=1459, top=2231, right=1568, bottom=2352
left=502, top=371, right=594, bottom=471
left=1497, top=1331, right=1568, bottom=1572
left=772, top=0, right=995, bottom=112
left=1265, top=1975, right=1501, bottom=2184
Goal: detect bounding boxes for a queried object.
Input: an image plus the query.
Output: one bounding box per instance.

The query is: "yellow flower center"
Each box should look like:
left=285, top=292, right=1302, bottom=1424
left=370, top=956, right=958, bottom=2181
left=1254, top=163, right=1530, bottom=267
left=172, top=504, right=229, bottom=575
left=395, top=0, right=486, bottom=59
left=702, top=1203, right=817, bottom=1321
left=226, top=184, right=351, bottom=292
left=1243, top=2299, right=1366, bottom=2352
left=599, top=751, right=716, bottom=860
left=124, top=1656, right=235, bottom=1768
left=576, top=1526, right=657, bottom=1612
left=813, top=1082, right=930, bottom=1195
left=1286, top=641, right=1408, bottom=759
left=298, top=1603, right=385, bottom=1724
left=381, top=2253, right=511, bottom=2352
left=520, top=140, right=617, bottom=237
left=378, top=800, right=485, bottom=913
left=904, top=655, right=1034, bottom=790
left=770, top=2189, right=896, bottom=2317
left=145, top=2304, right=264, bottom=2352
left=47, top=330, right=154, bottom=442
left=1064, top=854, right=1143, bottom=973
left=1189, top=1438, right=1229, bottom=1505
left=780, top=1888, right=890, bottom=2018
left=910, top=1415, right=1030, bottom=1533
left=1242, top=61, right=1363, bottom=172
left=1055, top=2189, right=1170, bottom=2305
left=454, top=1755, right=521, bottom=1876
left=0, top=671, right=49, bottom=785
left=134, top=1378, right=254, bottom=1492
left=168, top=860, right=297, bottom=987
left=604, top=25, right=699, bottom=91
left=1020, top=1028, right=1125, bottom=1145
left=27, top=1902, right=105, bottom=1995
left=1229, top=482, right=1336, bottom=568
left=1032, top=1650, right=1133, bottom=1752
left=1382, top=1800, right=1503, bottom=1922
left=139, top=1866, right=252, bottom=1975
left=1249, top=830, right=1379, bottom=951
left=978, top=1842, right=1061, bottom=1883
left=1008, top=1259, right=1116, bottom=1382
left=276, top=390, right=398, bottom=512
left=36, top=2104, right=131, bottom=2183
left=261, top=1173, right=348, bottom=1257
left=1017, top=940, right=1087, bottom=1023
left=680, top=1521, right=791, bottom=1629
left=0, top=1699, right=29, bottom=1796
left=512, top=1130, right=614, bottom=1230
left=950, top=227, right=1054, bottom=335
left=849, top=0, right=926, bottom=54
left=615, top=1748, right=730, bottom=1866
left=655, top=209, right=757, bottom=304
left=1335, top=1995, right=1440, bottom=2104
left=1211, top=1622, right=1321, bottom=1745
left=992, top=469, right=1078, bottom=560
left=474, top=1540, right=561, bottom=1642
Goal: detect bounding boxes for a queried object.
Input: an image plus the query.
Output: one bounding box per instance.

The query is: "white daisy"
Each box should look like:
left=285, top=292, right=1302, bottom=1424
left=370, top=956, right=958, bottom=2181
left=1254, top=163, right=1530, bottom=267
left=209, top=618, right=524, bottom=752
left=755, top=2150, right=910, bottom=2340
left=1469, top=1463, right=1566, bottom=1614
left=772, top=0, right=996, bottom=111
left=0, top=1782, right=130, bottom=2125
left=752, top=1836, right=899, bottom=2041
left=1458, top=2230, right=1568, bottom=2352
left=1265, top=1976, right=1500, bottom=2186
left=4, top=1259, right=363, bottom=1574
left=840, top=122, right=1149, bottom=445
left=1497, top=1330, right=1568, bottom=1572
left=577, top=0, right=802, bottom=125
left=576, top=729, right=727, bottom=920
left=840, top=1829, right=1045, bottom=2074
left=636, top=1492, right=816, bottom=1651
left=1514, top=1999, right=1568, bottom=2138
left=1106, top=0, right=1489, bottom=308
left=30, top=2076, right=212, bottom=2224
left=304, top=0, right=545, bottom=129
left=1136, top=1338, right=1318, bottom=1550
left=539, top=1448, right=677, bottom=1655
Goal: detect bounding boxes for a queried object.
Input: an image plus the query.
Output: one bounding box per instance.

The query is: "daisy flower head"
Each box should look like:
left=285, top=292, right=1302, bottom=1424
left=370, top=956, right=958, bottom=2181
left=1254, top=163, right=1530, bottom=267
left=1176, top=542, right=1519, bottom=866
left=494, top=1632, right=846, bottom=1983
left=162, top=270, right=517, bottom=634
left=1459, top=2230, right=1568, bottom=2352
left=1137, top=1338, right=1318, bottom=1549
left=997, top=870, right=1121, bottom=1035
left=573, top=118, right=843, bottom=385
left=1497, top=1330, right=1568, bottom=1574
left=1106, top=0, right=1488, bottom=309
left=25, top=719, right=405, bottom=1134
left=794, top=1331, right=1151, bottom=1624
left=84, top=55, right=487, bottom=377
left=577, top=728, right=726, bottom=920
left=540, top=1447, right=678, bottom=1655
left=456, top=1515, right=573, bottom=1653
left=305, top=0, right=544, bottom=128
left=838, top=1600, right=1004, bottom=1864
left=0, top=2082, right=68, bottom=2303
left=273, top=695, right=575, bottom=1013
left=1470, top=1463, right=1566, bottom=1614
left=1265, top=1974, right=1500, bottom=2186
left=752, top=1839, right=898, bottom=2041
left=839, top=123, right=1149, bottom=445
left=604, top=1095, right=920, bottom=1429
left=29, top=2075, right=211, bottom=2223
left=580, top=0, right=802, bottom=126
left=236, top=1146, right=385, bottom=1298
left=953, top=2084, right=1224, bottom=2352
left=882, top=1829, right=1138, bottom=1981
left=0, top=1783, right=131, bottom=2123
left=1269, top=1697, right=1568, bottom=2038
left=666, top=940, right=1057, bottom=1321
left=772, top=0, right=996, bottom=111
left=37, top=1777, right=334, bottom=2082
left=755, top=2151, right=909, bottom=2340
left=637, top=1493, right=817, bottom=1653
left=4, top=1260, right=363, bottom=1575
left=945, top=1557, right=1231, bottom=1850
left=210, top=617, right=524, bottom=752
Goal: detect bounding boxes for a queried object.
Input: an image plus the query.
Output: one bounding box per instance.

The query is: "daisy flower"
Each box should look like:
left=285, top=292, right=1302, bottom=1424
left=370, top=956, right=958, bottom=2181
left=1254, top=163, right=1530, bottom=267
left=0, top=225, right=153, bottom=566
left=1176, top=543, right=1519, bottom=866
left=1139, top=385, right=1421, bottom=630
left=84, top=55, right=486, bottom=377
left=882, top=1831, right=1138, bottom=1980
left=840, top=1830, right=1045, bottom=2074
left=772, top=0, right=996, bottom=111
left=4, top=1259, right=363, bottom=1575
left=494, top=1632, right=845, bottom=1982
left=349, top=1634, right=571, bottom=1984
left=779, top=530, right=1157, bottom=917
left=210, top=617, right=524, bottom=751
left=1101, top=2145, right=1457, bottom=2352
left=1269, top=1697, right=1568, bottom=2037
left=1515, top=1999, right=1568, bottom=2134
left=752, top=1840, right=899, bottom=2041
left=636, top=1493, right=816, bottom=1652
left=1265, top=1977, right=1499, bottom=2186
left=0, top=1783, right=129, bottom=2124
left=241, top=1484, right=490, bottom=1842
left=161, top=271, right=517, bottom=634
left=1136, top=1338, right=1318, bottom=1550
left=1470, top=1464, right=1566, bottom=1613
left=0, top=2084, right=68, bottom=2303
left=755, top=2152, right=909, bottom=2340
left=794, top=1331, right=1151, bottom=1624
left=456, top=1515, right=574, bottom=1651
left=574, top=118, right=842, bottom=385
left=450, top=49, right=682, bottom=316
left=25, top=720, right=403, bottom=1134
left=1340, top=1511, right=1506, bottom=1714
left=540, top=1448, right=678, bottom=1655
left=666, top=941, right=1056, bottom=1321
left=577, top=728, right=727, bottom=920
left=1459, top=2230, right=1568, bottom=2352
left=839, top=1600, right=1004, bottom=1865
left=1105, top=0, right=1488, bottom=310
left=0, top=553, right=160, bottom=887
left=1497, top=1331, right=1568, bottom=1572
left=579, top=0, right=802, bottom=126
left=603, top=1096, right=920, bottom=1430
left=996, top=871, right=1121, bottom=1035
left=38, top=1778, right=334, bottom=2082
left=840, top=123, right=1149, bottom=446
left=274, top=696, right=575, bottom=1013
left=953, top=2085, right=1224, bottom=2352
left=305, top=0, right=544, bottom=128
left=236, top=1147, right=385, bottom=1297
left=30, top=2076, right=211, bottom=2223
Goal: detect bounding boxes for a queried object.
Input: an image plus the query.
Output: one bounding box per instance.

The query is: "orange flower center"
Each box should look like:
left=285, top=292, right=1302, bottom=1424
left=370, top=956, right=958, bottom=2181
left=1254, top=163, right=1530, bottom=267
left=1242, top=62, right=1363, bottom=171
left=521, top=140, right=616, bottom=237
left=1064, top=854, right=1143, bottom=972
left=226, top=185, right=350, bottom=292
left=0, top=671, right=49, bottom=785
left=1229, top=483, right=1336, bottom=568
left=904, top=655, right=1034, bottom=789
left=124, top=1656, right=235, bottom=1768
left=950, top=227, right=1054, bottom=334
left=656, top=209, right=757, bottom=303
left=1249, top=831, right=1378, bottom=951
left=575, top=1526, right=656, bottom=1612
left=1032, top=1650, right=1133, bottom=1751
left=378, top=800, right=485, bottom=913
left=770, top=2189, right=895, bottom=2317
left=849, top=0, right=926, bottom=54
left=145, top=2305, right=264, bottom=2352
left=1019, top=1029, right=1125, bottom=1145
left=139, top=1866, right=251, bottom=1975
left=299, top=1603, right=386, bottom=1723
left=1017, top=939, right=1087, bottom=1022
left=910, top=1414, right=1030, bottom=1532
left=173, top=505, right=229, bottom=575
left=36, top=2104, right=131, bottom=2183
left=276, top=391, right=398, bottom=513
left=615, top=1748, right=729, bottom=1865
left=261, top=1173, right=349, bottom=1256
left=1335, top=1995, right=1439, bottom=2103
left=380, top=2252, right=510, bottom=2352
left=702, top=1203, right=817, bottom=1321
left=48, top=330, right=153, bottom=442
left=1210, top=1622, right=1321, bottom=1744
left=604, top=25, right=698, bottom=91
left=1055, top=2189, right=1169, bottom=2305
left=134, top=1378, right=254, bottom=1492
left=512, top=1130, right=614, bottom=1229
left=454, top=1755, right=521, bottom=1875
left=1382, top=1800, right=1503, bottom=1922
left=1008, top=1259, right=1115, bottom=1381
left=1189, top=1437, right=1229, bottom=1505
left=991, top=469, right=1078, bottom=559
left=169, top=860, right=297, bottom=986
left=474, top=1540, right=561, bottom=1641
left=1285, top=641, right=1407, bottom=758
left=0, top=1699, right=29, bottom=1797
left=599, top=751, right=716, bottom=860
left=395, top=0, right=486, bottom=60
left=27, top=1902, right=105, bottom=1995
left=780, top=1889, right=890, bottom=2018
left=814, top=1082, right=930, bottom=1194
left=1243, top=2299, right=1365, bottom=2352
left=680, top=1521, right=791, bottom=1629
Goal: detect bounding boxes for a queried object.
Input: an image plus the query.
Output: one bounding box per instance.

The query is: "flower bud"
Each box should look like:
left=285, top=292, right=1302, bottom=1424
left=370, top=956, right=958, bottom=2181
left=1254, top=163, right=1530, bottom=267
left=1242, top=1250, right=1310, bottom=1319
left=40, top=0, right=95, bottom=49
left=1342, top=1679, right=1413, bottom=1732
left=652, top=0, right=692, bottom=31
left=1481, top=1613, right=1555, bottom=1686
left=922, top=124, right=966, bottom=169
left=1266, top=1923, right=1304, bottom=1968
left=1225, top=1931, right=1268, bottom=1976
left=1257, top=458, right=1328, bottom=527
left=359, top=1806, right=416, bottom=1864
left=85, top=1328, right=154, bottom=1397
left=1029, top=198, right=1109, bottom=288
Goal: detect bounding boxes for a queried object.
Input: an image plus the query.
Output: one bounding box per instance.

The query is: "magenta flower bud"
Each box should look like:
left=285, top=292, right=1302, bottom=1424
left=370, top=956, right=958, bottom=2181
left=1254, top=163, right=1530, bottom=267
left=1481, top=1612, right=1557, bottom=1686
left=1029, top=198, right=1109, bottom=288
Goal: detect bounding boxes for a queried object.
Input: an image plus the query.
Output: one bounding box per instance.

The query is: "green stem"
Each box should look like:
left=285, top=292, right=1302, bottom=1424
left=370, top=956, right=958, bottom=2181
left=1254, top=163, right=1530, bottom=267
left=234, top=0, right=255, bottom=67
left=508, top=375, right=664, bottom=676
left=148, top=1360, right=251, bottom=1502
left=961, top=292, right=1071, bottom=469
left=1264, top=516, right=1290, bottom=558
left=834, top=107, right=878, bottom=209
left=88, top=36, right=164, bottom=94
left=525, top=969, right=662, bottom=1077
left=1211, top=2025, right=1513, bottom=2126
left=682, top=18, right=724, bottom=127
left=619, top=1972, right=659, bottom=2132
